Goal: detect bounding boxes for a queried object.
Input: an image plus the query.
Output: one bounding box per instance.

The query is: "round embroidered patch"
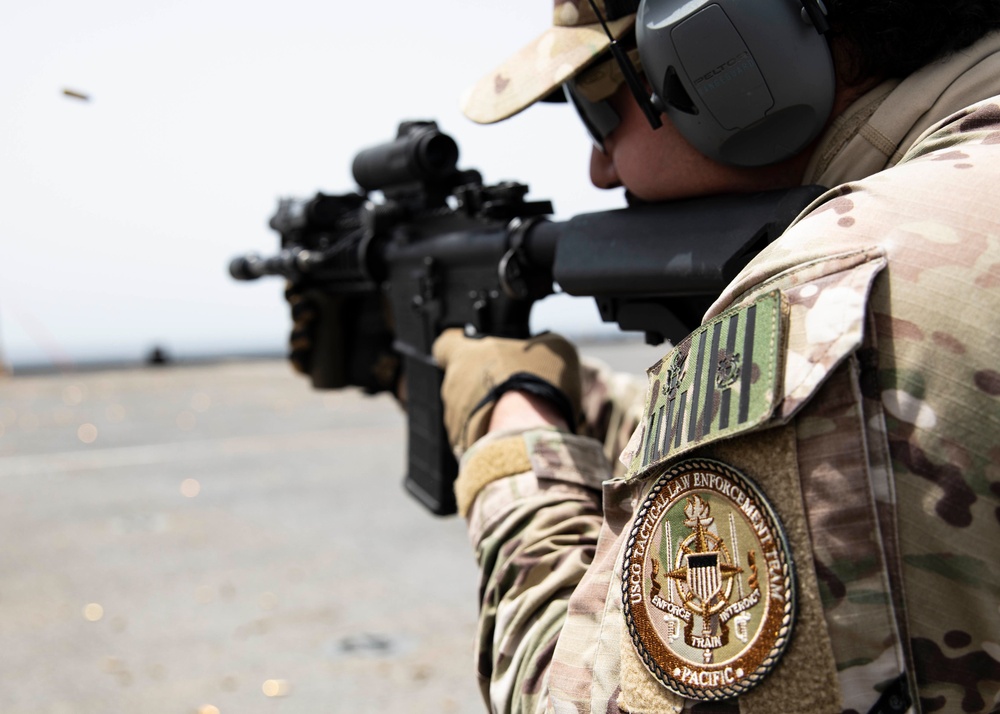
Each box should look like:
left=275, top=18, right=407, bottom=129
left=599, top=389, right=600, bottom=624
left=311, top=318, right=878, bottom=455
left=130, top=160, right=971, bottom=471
left=622, top=458, right=795, bottom=700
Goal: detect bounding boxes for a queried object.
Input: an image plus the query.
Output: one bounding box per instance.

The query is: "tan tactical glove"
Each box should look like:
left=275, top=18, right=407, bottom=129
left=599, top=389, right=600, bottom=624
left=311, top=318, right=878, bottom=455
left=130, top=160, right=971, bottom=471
left=432, top=329, right=582, bottom=456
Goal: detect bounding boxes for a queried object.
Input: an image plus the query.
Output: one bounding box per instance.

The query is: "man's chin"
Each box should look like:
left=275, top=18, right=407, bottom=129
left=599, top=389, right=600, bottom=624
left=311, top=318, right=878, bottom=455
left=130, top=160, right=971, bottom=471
left=624, top=190, right=649, bottom=207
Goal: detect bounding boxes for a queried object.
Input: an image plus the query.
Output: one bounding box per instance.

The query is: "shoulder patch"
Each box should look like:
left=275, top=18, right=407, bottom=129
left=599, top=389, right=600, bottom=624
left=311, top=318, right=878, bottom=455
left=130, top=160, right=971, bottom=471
left=624, top=291, right=785, bottom=480
left=622, top=458, right=795, bottom=700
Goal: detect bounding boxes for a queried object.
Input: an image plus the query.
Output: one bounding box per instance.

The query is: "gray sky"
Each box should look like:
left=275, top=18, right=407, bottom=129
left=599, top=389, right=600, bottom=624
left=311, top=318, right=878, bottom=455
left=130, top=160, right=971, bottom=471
left=0, top=0, right=626, bottom=368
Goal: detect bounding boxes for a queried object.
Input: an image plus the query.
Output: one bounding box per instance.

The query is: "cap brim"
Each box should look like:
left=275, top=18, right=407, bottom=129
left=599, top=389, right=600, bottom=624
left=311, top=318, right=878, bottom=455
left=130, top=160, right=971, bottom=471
left=461, top=15, right=635, bottom=124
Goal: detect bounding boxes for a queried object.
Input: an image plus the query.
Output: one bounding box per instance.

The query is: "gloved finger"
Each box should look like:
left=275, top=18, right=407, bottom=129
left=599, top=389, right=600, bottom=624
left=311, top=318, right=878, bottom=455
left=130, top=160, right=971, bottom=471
left=290, top=299, right=317, bottom=324
left=288, top=338, right=311, bottom=374
left=525, top=332, right=578, bottom=363
left=284, top=282, right=305, bottom=303
left=432, top=328, right=469, bottom=369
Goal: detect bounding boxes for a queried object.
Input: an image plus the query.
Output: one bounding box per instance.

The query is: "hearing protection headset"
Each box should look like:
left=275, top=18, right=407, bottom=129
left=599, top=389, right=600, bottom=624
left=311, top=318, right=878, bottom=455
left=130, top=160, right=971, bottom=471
left=635, top=0, right=835, bottom=166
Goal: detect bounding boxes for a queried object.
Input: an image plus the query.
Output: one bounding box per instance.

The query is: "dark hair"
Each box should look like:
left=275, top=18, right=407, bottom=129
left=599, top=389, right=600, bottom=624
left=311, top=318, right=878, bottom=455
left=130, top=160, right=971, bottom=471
left=828, top=0, right=1000, bottom=81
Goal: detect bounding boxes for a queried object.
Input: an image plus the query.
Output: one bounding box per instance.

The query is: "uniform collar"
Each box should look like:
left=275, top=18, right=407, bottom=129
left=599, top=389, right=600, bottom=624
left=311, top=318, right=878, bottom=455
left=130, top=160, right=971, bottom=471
left=803, top=30, right=1000, bottom=187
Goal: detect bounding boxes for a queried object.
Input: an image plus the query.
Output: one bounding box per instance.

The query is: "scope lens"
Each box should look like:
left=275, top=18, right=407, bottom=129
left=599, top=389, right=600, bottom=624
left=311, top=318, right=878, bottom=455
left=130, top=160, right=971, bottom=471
left=417, top=133, right=459, bottom=176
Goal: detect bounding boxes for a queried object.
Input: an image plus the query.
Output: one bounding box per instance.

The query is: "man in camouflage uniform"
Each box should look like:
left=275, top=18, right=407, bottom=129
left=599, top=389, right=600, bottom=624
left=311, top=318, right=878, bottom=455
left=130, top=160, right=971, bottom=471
left=432, top=1, right=1000, bottom=712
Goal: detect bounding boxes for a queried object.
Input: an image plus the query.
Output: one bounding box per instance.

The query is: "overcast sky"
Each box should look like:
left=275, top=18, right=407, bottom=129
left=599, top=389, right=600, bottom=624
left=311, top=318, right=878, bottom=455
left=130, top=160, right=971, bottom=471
left=0, top=0, right=627, bottom=369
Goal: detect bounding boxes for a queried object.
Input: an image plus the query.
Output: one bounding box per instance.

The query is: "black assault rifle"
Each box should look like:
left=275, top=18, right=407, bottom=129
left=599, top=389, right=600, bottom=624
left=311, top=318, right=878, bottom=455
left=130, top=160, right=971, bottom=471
left=229, top=120, right=824, bottom=516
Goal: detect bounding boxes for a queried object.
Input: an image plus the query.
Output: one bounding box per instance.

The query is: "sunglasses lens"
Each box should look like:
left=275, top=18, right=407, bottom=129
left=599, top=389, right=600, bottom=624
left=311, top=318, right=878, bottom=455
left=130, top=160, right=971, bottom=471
left=563, top=82, right=620, bottom=152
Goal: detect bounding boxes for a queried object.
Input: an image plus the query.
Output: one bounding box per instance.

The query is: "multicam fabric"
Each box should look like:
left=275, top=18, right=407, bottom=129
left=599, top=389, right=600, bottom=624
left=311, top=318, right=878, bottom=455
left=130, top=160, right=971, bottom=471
left=572, top=47, right=642, bottom=104
left=457, top=47, right=1000, bottom=714
left=460, top=0, right=636, bottom=124
left=578, top=355, right=646, bottom=478
left=711, top=95, right=1000, bottom=713
left=801, top=31, right=1000, bottom=188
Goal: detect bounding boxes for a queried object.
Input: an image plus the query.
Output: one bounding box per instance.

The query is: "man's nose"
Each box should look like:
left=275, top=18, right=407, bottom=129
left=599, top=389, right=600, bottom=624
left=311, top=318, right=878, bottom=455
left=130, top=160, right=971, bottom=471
left=589, top=145, right=621, bottom=189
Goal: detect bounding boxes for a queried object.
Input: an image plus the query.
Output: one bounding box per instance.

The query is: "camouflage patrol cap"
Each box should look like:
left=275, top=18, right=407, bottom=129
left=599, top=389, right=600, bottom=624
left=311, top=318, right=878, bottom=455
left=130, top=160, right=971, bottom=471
left=462, top=0, right=638, bottom=124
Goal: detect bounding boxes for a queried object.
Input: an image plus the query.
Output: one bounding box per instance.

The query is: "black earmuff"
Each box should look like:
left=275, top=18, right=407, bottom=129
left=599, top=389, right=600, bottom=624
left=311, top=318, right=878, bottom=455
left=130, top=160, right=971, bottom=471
left=636, top=0, right=835, bottom=166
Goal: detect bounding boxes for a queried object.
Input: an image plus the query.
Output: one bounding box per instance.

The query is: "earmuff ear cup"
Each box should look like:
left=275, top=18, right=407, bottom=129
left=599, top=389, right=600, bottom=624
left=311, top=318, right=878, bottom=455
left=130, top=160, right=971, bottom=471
left=637, top=0, right=835, bottom=167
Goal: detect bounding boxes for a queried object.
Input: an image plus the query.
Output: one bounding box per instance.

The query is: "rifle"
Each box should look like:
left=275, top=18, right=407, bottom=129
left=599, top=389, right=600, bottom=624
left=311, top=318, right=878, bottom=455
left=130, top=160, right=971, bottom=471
left=229, top=120, right=824, bottom=516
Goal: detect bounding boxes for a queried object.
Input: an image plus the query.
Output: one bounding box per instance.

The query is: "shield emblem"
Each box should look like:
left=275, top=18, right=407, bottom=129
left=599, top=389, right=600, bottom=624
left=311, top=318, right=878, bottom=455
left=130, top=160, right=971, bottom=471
left=686, top=552, right=721, bottom=602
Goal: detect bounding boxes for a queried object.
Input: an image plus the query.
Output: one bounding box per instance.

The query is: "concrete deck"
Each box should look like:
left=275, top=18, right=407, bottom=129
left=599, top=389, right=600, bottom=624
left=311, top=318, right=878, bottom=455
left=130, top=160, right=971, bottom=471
left=0, top=340, right=666, bottom=713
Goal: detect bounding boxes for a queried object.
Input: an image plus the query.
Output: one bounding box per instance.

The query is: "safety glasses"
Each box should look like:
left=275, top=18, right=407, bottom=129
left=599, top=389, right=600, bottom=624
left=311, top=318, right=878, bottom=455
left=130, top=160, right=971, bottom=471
left=563, top=80, right=621, bottom=153
left=561, top=41, right=657, bottom=153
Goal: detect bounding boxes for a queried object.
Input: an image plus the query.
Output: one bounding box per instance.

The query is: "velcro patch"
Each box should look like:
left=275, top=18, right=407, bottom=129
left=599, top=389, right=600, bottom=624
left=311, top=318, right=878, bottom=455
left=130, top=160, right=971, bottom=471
left=622, top=458, right=795, bottom=700
left=456, top=435, right=532, bottom=516
left=625, top=291, right=784, bottom=480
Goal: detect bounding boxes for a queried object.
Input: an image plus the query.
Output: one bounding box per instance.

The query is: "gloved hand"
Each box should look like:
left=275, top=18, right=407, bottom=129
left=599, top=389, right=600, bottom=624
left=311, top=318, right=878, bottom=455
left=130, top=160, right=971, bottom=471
left=432, top=329, right=582, bottom=455
left=284, top=284, right=400, bottom=394
left=284, top=281, right=316, bottom=376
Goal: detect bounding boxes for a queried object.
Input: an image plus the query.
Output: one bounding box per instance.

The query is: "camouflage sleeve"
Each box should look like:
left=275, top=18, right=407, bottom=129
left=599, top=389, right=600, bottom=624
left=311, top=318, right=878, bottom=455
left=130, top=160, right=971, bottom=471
left=703, top=96, right=1000, bottom=710
left=578, top=355, right=647, bottom=477
left=460, top=427, right=612, bottom=714
left=786, top=102, right=1000, bottom=710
